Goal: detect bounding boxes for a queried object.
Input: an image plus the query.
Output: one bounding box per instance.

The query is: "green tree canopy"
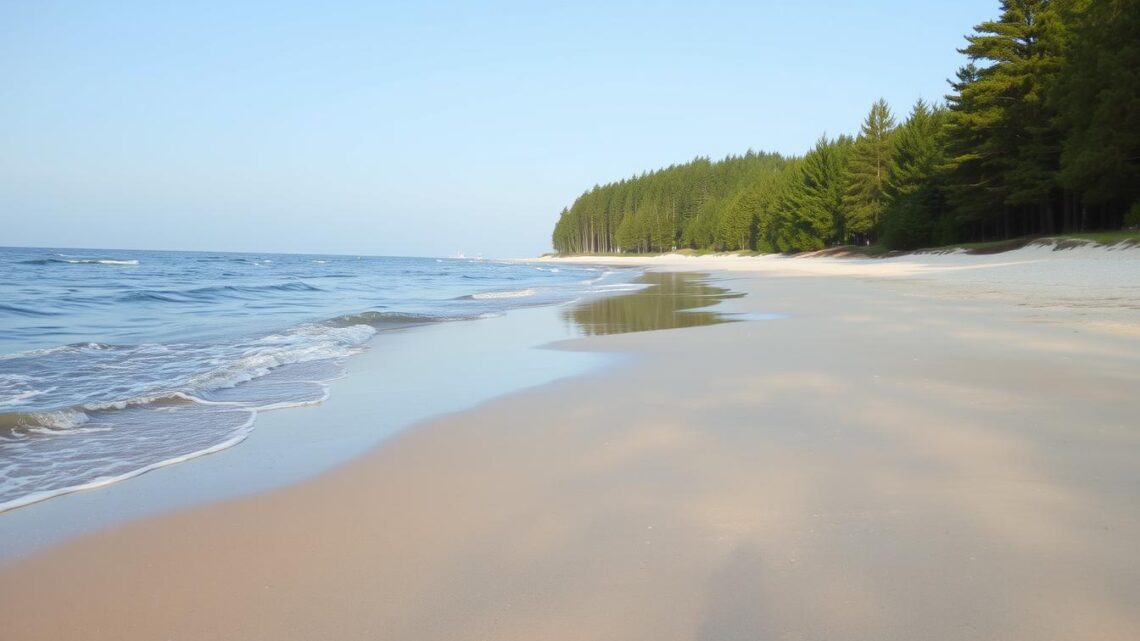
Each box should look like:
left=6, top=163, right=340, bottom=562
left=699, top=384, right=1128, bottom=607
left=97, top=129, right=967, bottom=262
left=843, top=99, right=897, bottom=243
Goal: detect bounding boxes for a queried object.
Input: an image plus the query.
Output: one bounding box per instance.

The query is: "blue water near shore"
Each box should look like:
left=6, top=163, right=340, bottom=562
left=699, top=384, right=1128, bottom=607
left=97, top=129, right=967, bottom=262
left=0, top=247, right=628, bottom=512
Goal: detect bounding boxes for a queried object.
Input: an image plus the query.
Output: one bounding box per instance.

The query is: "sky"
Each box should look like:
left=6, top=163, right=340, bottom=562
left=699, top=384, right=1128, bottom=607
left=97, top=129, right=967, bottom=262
left=1, top=0, right=998, bottom=258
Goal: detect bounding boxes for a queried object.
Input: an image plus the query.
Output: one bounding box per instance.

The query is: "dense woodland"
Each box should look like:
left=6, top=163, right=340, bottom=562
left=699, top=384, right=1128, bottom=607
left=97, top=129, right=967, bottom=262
left=552, top=0, right=1140, bottom=254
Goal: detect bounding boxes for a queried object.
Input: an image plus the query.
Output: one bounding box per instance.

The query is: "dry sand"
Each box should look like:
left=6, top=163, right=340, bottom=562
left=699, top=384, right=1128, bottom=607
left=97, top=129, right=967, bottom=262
left=2, top=246, right=1139, bottom=640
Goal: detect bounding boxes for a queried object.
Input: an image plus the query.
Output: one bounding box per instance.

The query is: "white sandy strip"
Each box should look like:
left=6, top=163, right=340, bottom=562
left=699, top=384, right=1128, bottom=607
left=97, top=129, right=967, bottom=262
left=545, top=244, right=1140, bottom=335
left=542, top=242, right=1140, bottom=277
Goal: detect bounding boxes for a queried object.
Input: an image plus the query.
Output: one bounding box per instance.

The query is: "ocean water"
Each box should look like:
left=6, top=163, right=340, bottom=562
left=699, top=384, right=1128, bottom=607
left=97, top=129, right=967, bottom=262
left=0, top=247, right=629, bottom=512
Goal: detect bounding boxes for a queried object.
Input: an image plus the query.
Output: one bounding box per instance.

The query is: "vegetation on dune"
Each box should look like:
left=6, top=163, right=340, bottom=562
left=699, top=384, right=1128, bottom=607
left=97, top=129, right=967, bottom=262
left=552, top=0, right=1140, bottom=255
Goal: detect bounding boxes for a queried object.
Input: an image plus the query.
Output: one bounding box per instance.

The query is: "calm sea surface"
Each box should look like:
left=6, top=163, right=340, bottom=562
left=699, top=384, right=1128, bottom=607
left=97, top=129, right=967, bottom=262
left=0, top=247, right=630, bottom=512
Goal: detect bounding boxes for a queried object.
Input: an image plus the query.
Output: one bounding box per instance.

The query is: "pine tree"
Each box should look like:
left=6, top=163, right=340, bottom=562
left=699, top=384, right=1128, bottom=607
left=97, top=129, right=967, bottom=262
left=772, top=137, right=852, bottom=251
left=882, top=100, right=950, bottom=249
left=551, top=1, right=1140, bottom=255
left=1054, top=0, right=1140, bottom=228
left=946, top=0, right=1068, bottom=237
left=843, top=99, right=896, bottom=244
left=944, top=63, right=1006, bottom=240
left=716, top=184, right=762, bottom=251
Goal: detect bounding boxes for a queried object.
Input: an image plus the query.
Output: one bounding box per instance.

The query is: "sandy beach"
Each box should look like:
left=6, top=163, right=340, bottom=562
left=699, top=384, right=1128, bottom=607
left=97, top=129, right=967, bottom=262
left=3, top=245, right=1139, bottom=640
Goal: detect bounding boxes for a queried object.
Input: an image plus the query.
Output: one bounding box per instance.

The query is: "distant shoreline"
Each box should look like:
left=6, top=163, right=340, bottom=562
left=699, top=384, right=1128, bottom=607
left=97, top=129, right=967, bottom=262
left=541, top=231, right=1140, bottom=262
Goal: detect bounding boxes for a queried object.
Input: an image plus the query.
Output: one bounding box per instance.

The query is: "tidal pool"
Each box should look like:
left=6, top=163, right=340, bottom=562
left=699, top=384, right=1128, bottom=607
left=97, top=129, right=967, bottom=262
left=563, top=271, right=745, bottom=336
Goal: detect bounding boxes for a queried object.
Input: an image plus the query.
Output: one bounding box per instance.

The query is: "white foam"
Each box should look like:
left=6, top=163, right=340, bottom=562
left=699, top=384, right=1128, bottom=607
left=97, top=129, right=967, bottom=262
left=184, top=324, right=375, bottom=392
left=471, top=288, right=536, bottom=300
left=19, top=409, right=90, bottom=430
left=596, top=283, right=648, bottom=292
left=61, top=259, right=139, bottom=266
left=0, top=342, right=112, bottom=360
left=0, top=383, right=53, bottom=408
left=0, top=412, right=256, bottom=514
left=248, top=385, right=331, bottom=412
left=581, top=270, right=615, bottom=285
left=82, top=391, right=210, bottom=412
left=26, top=424, right=113, bottom=436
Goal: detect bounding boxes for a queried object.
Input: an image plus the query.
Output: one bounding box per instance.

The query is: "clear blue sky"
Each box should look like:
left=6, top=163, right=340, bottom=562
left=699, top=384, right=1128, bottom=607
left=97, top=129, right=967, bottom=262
left=1, top=1, right=996, bottom=258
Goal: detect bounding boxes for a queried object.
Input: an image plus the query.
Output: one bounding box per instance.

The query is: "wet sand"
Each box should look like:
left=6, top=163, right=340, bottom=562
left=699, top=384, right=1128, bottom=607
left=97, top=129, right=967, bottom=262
left=2, top=248, right=1139, bottom=640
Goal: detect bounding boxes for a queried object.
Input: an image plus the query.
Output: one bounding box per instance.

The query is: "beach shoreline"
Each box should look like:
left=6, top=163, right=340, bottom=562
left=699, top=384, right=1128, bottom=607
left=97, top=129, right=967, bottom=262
left=3, top=246, right=1139, bottom=640
left=0, top=302, right=623, bottom=560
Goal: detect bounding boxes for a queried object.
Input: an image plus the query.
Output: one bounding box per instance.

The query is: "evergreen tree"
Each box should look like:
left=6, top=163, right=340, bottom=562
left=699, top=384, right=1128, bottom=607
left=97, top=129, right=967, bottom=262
left=843, top=99, right=896, bottom=244
left=944, top=62, right=1006, bottom=240
left=552, top=0, right=1135, bottom=255
left=882, top=100, right=950, bottom=249
left=1054, top=0, right=1140, bottom=228
left=716, top=184, right=762, bottom=251
left=772, top=137, right=852, bottom=251
left=946, top=0, right=1068, bottom=236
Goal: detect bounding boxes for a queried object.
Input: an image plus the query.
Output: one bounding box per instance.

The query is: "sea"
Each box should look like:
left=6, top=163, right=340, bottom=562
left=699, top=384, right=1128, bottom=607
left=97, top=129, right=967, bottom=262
left=0, top=247, right=627, bottom=513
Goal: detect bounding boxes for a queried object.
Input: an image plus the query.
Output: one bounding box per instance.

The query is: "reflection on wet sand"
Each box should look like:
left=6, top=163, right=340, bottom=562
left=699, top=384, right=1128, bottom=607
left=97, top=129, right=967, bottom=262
left=564, top=271, right=744, bottom=336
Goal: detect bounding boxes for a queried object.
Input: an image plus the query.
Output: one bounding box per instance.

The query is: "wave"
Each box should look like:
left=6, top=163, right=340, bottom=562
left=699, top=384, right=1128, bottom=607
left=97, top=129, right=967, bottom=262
left=580, top=270, right=615, bottom=285
left=0, top=303, right=61, bottom=317
left=0, top=347, right=350, bottom=511
left=196, top=282, right=323, bottom=295
left=0, top=253, right=641, bottom=512
left=464, top=288, right=537, bottom=300
left=117, top=281, right=324, bottom=303
left=182, top=327, right=372, bottom=392
left=91, top=259, right=138, bottom=266
left=0, top=322, right=370, bottom=415
left=0, top=412, right=256, bottom=514
left=0, top=342, right=114, bottom=361
left=0, top=391, right=213, bottom=435
left=0, top=330, right=360, bottom=434
left=0, top=408, right=89, bottom=433
left=0, top=387, right=50, bottom=408
left=325, top=311, right=439, bottom=328
left=193, top=257, right=254, bottom=264
left=0, top=382, right=323, bottom=439
left=20, top=258, right=139, bottom=266
left=117, top=291, right=188, bottom=304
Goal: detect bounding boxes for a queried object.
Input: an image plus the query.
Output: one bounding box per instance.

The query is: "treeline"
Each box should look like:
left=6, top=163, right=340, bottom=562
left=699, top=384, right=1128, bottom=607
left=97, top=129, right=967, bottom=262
left=552, top=0, right=1140, bottom=253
